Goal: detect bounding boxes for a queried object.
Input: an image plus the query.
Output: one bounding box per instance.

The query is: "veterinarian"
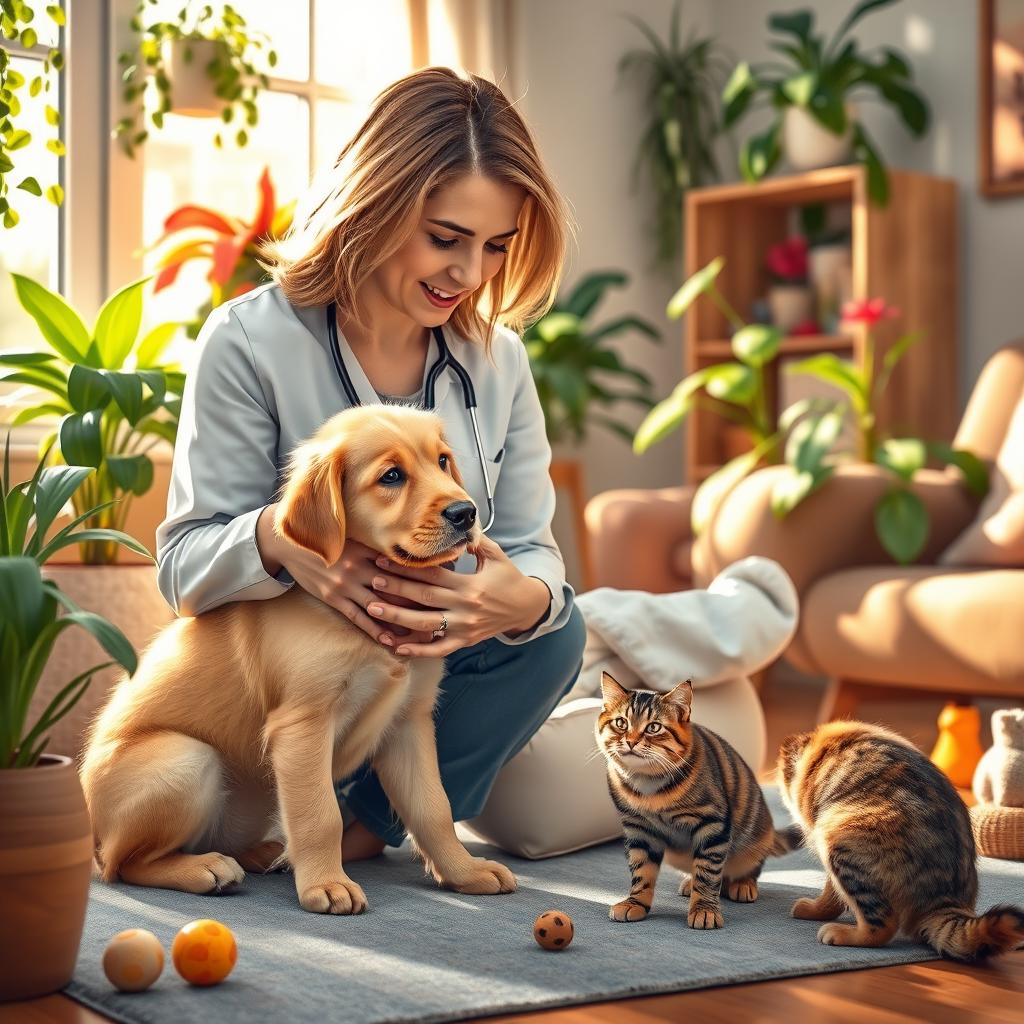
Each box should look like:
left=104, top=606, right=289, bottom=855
left=156, top=67, right=586, bottom=862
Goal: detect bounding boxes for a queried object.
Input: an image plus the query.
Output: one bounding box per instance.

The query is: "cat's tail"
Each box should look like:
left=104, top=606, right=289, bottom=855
left=770, top=823, right=803, bottom=856
left=918, top=904, right=1024, bottom=961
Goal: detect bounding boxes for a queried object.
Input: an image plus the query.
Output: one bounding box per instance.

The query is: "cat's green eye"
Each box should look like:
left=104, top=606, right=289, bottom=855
left=613, top=717, right=627, bottom=731
left=645, top=722, right=663, bottom=734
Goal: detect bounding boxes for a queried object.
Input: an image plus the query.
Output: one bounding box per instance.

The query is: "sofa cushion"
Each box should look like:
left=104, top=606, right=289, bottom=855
left=800, top=565, right=1024, bottom=693
left=941, top=394, right=1024, bottom=567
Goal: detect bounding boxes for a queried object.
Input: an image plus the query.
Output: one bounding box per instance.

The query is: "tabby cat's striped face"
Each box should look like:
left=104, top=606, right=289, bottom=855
left=596, top=673, right=693, bottom=777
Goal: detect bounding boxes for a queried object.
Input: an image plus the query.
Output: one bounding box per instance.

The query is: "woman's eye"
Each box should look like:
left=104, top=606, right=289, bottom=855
left=645, top=723, right=662, bottom=734
left=487, top=242, right=509, bottom=254
left=380, top=468, right=404, bottom=485
left=439, top=454, right=449, bottom=471
left=429, top=234, right=458, bottom=250
left=613, top=717, right=627, bottom=731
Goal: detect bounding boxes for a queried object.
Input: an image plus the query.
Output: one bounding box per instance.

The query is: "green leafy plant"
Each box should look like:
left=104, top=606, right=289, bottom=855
left=0, top=274, right=186, bottom=563
left=524, top=271, right=660, bottom=445
left=634, top=257, right=831, bottom=533
left=115, top=0, right=277, bottom=157
left=618, top=0, right=730, bottom=267
left=774, top=298, right=988, bottom=563
left=0, top=437, right=146, bottom=767
left=722, top=0, right=930, bottom=202
left=0, top=0, right=65, bottom=228
left=149, top=165, right=294, bottom=337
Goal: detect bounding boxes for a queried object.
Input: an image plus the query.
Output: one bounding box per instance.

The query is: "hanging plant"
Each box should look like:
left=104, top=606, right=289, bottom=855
left=115, top=0, right=277, bottom=158
left=0, top=0, right=66, bottom=228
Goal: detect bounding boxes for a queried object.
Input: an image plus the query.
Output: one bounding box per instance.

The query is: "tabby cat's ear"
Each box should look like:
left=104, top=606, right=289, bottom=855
left=663, top=679, right=693, bottom=719
left=600, top=671, right=628, bottom=705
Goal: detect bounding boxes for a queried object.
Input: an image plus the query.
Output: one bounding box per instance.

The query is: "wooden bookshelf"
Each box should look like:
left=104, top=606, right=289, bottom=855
left=683, top=165, right=958, bottom=484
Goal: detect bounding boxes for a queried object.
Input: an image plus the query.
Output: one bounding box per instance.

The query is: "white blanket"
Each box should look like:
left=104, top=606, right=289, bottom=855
left=569, top=556, right=799, bottom=700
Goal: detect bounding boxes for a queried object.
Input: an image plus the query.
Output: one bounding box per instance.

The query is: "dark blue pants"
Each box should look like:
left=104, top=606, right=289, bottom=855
left=341, top=602, right=586, bottom=846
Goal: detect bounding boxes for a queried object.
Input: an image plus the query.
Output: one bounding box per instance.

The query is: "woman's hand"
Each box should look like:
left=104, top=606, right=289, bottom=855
left=364, top=535, right=552, bottom=658
left=255, top=503, right=434, bottom=648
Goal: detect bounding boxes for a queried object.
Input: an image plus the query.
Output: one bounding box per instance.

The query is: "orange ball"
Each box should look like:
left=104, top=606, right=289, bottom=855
left=102, top=928, right=165, bottom=992
left=171, top=919, right=237, bottom=987
left=533, top=909, right=574, bottom=951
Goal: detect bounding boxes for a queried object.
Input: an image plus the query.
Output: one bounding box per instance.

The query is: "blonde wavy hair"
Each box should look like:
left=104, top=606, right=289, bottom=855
left=262, top=67, right=572, bottom=348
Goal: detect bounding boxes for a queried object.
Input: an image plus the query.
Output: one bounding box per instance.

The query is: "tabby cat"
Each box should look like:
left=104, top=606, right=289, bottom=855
left=596, top=672, right=800, bottom=929
left=779, top=720, right=1024, bottom=960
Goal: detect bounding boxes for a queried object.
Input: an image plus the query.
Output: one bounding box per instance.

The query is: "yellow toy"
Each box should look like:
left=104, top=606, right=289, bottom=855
left=102, top=929, right=164, bottom=992
left=533, top=910, right=574, bottom=951
left=171, top=919, right=237, bottom=987
left=930, top=703, right=985, bottom=789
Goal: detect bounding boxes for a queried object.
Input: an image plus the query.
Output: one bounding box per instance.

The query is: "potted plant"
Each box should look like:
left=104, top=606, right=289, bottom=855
left=618, top=0, right=730, bottom=268
left=802, top=203, right=852, bottom=333
left=633, top=256, right=831, bottom=534
left=0, top=0, right=66, bottom=227
left=773, top=298, right=989, bottom=562
left=149, top=165, right=295, bottom=337
left=115, top=0, right=277, bottom=156
left=722, top=1, right=931, bottom=201
left=0, top=273, right=182, bottom=756
left=0, top=438, right=144, bottom=1001
left=765, top=235, right=814, bottom=333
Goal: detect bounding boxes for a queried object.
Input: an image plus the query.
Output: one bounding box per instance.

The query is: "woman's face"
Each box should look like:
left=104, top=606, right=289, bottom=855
left=371, top=173, right=526, bottom=328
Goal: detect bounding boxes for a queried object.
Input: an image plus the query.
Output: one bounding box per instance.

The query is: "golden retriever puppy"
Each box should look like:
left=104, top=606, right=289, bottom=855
left=80, top=406, right=516, bottom=914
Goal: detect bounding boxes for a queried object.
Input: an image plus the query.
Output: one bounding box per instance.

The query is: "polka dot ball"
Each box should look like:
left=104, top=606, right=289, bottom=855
left=102, top=928, right=165, bottom=992
left=533, top=910, right=574, bottom=951
left=171, top=919, right=238, bottom=986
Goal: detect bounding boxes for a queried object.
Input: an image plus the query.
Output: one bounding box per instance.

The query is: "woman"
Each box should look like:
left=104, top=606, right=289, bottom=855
left=156, top=67, right=586, bottom=862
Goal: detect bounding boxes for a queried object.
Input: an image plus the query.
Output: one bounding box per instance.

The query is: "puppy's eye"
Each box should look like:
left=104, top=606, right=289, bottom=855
left=613, top=717, right=627, bottom=731
left=439, top=454, right=449, bottom=471
left=380, top=468, right=405, bottom=485
left=645, top=722, right=663, bottom=734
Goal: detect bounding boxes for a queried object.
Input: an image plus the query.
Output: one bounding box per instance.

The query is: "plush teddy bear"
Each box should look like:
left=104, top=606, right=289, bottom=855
left=972, top=709, right=1024, bottom=808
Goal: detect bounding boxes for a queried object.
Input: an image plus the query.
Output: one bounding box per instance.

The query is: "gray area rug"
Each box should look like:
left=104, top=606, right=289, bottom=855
left=66, top=789, right=1024, bottom=1024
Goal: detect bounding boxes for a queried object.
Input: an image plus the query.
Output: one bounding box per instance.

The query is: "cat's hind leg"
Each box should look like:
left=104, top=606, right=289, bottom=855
left=816, top=859, right=898, bottom=948
left=792, top=876, right=846, bottom=921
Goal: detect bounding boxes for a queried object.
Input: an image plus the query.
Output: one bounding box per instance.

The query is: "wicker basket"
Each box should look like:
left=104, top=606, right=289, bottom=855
left=970, top=804, right=1024, bottom=860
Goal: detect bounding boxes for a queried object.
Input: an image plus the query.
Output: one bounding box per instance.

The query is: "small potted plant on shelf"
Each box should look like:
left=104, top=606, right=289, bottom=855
left=773, top=298, right=989, bottom=562
left=115, top=0, right=278, bottom=156
left=634, top=256, right=832, bottom=535
left=722, top=0, right=931, bottom=201
left=765, top=235, right=814, bottom=333
left=0, top=1, right=66, bottom=227
left=0, top=273, right=182, bottom=755
left=149, top=165, right=295, bottom=337
left=0, top=438, right=144, bottom=1000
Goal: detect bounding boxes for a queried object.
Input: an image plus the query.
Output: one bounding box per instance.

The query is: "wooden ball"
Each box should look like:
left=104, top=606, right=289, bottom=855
left=102, top=928, right=164, bottom=992
left=171, top=919, right=237, bottom=986
left=533, top=910, right=574, bottom=951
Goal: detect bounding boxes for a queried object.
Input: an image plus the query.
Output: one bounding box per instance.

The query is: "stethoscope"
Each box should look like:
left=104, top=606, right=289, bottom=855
left=326, top=302, right=496, bottom=533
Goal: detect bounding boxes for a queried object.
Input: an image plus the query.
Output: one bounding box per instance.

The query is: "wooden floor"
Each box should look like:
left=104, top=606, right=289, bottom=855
left=3, top=668, right=1022, bottom=1024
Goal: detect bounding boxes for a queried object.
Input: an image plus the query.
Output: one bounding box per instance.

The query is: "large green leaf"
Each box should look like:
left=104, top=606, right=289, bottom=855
left=59, top=411, right=103, bottom=468
left=105, top=371, right=144, bottom=425
left=771, top=464, right=834, bottom=517
left=67, top=364, right=112, bottom=414
left=0, top=367, right=69, bottom=401
left=135, top=322, right=181, bottom=367
left=705, top=362, right=757, bottom=406
left=29, top=464, right=93, bottom=553
left=722, top=62, right=757, bottom=127
left=808, top=85, right=847, bottom=134
left=851, top=122, right=889, bottom=203
left=535, top=312, right=582, bottom=344
left=875, top=438, right=926, bottom=482
left=731, top=324, right=781, bottom=368
left=106, top=454, right=154, bottom=496
left=93, top=277, right=148, bottom=368
left=0, top=350, right=59, bottom=365
left=875, top=487, right=928, bottom=564
left=45, top=583, right=138, bottom=674
left=929, top=443, right=989, bottom=499
left=782, top=71, right=817, bottom=107
left=666, top=257, right=724, bottom=319
left=787, top=353, right=867, bottom=412
left=739, top=119, right=782, bottom=182
left=769, top=11, right=814, bottom=44
left=562, top=272, right=627, bottom=319
left=829, top=0, right=900, bottom=57
left=785, top=408, right=845, bottom=471
left=0, top=557, right=46, bottom=646
left=37, top=527, right=152, bottom=563
left=588, top=315, right=660, bottom=342
left=633, top=370, right=711, bottom=453
left=10, top=273, right=90, bottom=361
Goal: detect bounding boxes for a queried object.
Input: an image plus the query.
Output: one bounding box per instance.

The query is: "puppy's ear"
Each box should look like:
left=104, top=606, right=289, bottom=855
left=600, top=671, right=629, bottom=706
left=275, top=443, right=346, bottom=565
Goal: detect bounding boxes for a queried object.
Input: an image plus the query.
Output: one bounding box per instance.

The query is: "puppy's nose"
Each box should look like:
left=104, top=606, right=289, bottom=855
left=441, top=501, right=477, bottom=532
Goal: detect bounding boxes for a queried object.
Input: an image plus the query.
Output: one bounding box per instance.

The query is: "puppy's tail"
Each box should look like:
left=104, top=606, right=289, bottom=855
left=770, top=823, right=804, bottom=856
left=918, top=904, right=1024, bottom=961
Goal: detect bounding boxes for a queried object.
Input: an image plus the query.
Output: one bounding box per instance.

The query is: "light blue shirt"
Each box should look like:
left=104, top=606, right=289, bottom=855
left=155, top=283, right=573, bottom=645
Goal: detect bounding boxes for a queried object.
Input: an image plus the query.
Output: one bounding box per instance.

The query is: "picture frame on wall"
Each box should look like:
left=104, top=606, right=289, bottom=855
left=980, top=0, right=1024, bottom=197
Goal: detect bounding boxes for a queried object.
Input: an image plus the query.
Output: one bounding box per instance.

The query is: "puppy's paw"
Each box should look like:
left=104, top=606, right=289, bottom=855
left=688, top=904, right=724, bottom=929
left=440, top=857, right=516, bottom=895
left=610, top=899, right=649, bottom=922
left=298, top=876, right=368, bottom=915
left=193, top=853, right=245, bottom=894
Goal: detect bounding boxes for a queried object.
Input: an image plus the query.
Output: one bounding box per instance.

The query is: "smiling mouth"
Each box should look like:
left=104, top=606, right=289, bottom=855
left=420, top=282, right=462, bottom=308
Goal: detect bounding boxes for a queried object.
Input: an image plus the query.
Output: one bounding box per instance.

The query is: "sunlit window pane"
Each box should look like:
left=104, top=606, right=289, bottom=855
left=314, top=0, right=412, bottom=97
left=0, top=56, right=60, bottom=351
left=314, top=99, right=370, bottom=175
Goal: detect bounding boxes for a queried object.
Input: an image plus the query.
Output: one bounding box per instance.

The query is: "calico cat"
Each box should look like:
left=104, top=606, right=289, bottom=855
left=596, top=672, right=801, bottom=929
left=779, top=720, right=1024, bottom=960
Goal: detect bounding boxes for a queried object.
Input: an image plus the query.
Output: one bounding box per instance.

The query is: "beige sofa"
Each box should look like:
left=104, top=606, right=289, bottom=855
left=587, top=343, right=1024, bottom=722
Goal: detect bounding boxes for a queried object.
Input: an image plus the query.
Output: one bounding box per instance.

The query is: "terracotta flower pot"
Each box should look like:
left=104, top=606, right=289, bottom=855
left=0, top=756, right=93, bottom=1001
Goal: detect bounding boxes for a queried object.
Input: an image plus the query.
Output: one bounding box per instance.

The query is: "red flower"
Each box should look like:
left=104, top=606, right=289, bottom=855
left=766, top=236, right=808, bottom=283
left=840, top=298, right=900, bottom=326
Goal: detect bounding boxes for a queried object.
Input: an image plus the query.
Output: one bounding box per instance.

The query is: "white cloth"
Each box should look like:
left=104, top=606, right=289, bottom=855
left=464, top=557, right=800, bottom=859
